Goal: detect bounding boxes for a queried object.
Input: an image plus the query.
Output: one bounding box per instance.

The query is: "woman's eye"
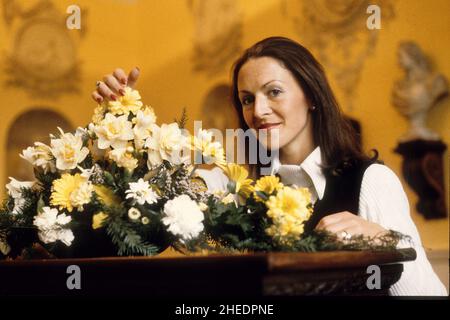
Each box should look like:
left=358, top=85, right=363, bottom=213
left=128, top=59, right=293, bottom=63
left=269, top=89, right=282, bottom=97
left=241, top=96, right=254, bottom=106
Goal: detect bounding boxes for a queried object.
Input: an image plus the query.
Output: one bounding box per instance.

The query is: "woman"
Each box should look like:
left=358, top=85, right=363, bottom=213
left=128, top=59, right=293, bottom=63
left=92, top=37, right=446, bottom=296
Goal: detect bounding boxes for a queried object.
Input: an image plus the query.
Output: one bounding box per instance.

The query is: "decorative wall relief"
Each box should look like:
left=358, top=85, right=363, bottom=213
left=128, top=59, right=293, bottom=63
left=188, top=0, right=242, bottom=76
left=283, top=0, right=394, bottom=112
left=392, top=41, right=448, bottom=219
left=2, top=0, right=82, bottom=97
left=392, top=42, right=448, bottom=142
left=6, top=108, right=73, bottom=182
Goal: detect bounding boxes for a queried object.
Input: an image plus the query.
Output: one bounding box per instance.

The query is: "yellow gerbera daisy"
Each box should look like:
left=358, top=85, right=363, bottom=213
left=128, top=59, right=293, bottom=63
left=51, top=173, right=92, bottom=212
left=220, top=163, right=254, bottom=198
left=253, top=176, right=283, bottom=202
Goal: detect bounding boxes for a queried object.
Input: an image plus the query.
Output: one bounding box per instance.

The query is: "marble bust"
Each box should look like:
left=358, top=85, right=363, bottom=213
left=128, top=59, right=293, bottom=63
left=392, top=41, right=448, bottom=142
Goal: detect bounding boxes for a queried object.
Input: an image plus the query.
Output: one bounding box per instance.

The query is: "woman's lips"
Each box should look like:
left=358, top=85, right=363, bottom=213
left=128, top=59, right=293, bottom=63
left=257, top=123, right=281, bottom=131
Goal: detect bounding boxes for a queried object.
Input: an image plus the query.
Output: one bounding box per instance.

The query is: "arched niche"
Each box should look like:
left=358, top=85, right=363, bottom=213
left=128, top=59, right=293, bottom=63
left=6, top=108, right=73, bottom=182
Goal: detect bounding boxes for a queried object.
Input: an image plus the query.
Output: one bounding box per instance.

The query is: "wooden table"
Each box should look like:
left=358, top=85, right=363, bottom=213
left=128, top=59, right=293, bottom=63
left=0, top=248, right=416, bottom=296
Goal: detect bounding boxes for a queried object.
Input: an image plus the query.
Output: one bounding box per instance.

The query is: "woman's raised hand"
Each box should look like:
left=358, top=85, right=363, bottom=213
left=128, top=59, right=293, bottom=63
left=91, top=67, right=140, bottom=103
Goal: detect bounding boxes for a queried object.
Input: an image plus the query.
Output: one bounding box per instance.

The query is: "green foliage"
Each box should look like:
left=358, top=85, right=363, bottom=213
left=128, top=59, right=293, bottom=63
left=105, top=208, right=160, bottom=256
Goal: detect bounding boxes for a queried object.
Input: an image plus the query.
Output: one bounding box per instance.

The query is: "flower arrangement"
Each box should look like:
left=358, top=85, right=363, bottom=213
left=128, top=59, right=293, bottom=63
left=0, top=88, right=404, bottom=259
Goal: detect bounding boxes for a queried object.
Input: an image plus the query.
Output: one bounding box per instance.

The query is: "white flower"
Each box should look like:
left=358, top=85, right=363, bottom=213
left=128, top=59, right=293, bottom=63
left=50, top=128, right=90, bottom=171
left=198, top=202, right=208, bottom=212
left=6, top=177, right=35, bottom=214
left=133, top=108, right=157, bottom=150
left=94, top=113, right=134, bottom=150
left=141, top=217, right=150, bottom=225
left=108, top=87, right=143, bottom=115
left=69, top=180, right=94, bottom=212
left=33, top=207, right=74, bottom=246
left=221, top=193, right=236, bottom=206
left=108, top=147, right=138, bottom=172
left=20, top=142, right=56, bottom=173
left=145, top=123, right=189, bottom=168
left=125, top=178, right=159, bottom=205
left=0, top=239, right=10, bottom=256
left=192, top=129, right=226, bottom=166
left=128, top=207, right=141, bottom=220
left=162, top=195, right=204, bottom=240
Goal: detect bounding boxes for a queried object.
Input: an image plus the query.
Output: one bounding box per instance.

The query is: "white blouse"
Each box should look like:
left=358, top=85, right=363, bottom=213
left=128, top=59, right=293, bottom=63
left=196, top=147, right=447, bottom=296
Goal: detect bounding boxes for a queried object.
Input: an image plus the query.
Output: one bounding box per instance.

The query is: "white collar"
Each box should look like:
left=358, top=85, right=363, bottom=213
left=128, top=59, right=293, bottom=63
left=269, top=146, right=326, bottom=200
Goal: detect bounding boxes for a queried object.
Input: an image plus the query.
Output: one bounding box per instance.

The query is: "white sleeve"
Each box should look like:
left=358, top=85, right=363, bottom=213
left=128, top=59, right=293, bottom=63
left=195, top=167, right=229, bottom=194
left=358, top=164, right=447, bottom=296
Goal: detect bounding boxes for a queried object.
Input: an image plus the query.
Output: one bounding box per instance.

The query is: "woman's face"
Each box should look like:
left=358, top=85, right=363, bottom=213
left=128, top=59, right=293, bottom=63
left=237, top=57, right=313, bottom=151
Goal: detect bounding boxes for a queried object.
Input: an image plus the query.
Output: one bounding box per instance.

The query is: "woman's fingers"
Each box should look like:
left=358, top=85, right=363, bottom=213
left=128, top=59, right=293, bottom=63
left=97, top=81, right=117, bottom=101
left=91, top=67, right=140, bottom=103
left=113, top=68, right=128, bottom=85
left=103, top=74, right=125, bottom=96
left=316, top=211, right=387, bottom=239
left=127, top=67, right=140, bottom=88
left=315, top=211, right=351, bottom=230
left=91, top=90, right=103, bottom=104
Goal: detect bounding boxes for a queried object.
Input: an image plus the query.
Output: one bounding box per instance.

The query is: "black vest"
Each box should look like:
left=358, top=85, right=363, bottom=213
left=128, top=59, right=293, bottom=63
left=303, top=160, right=378, bottom=234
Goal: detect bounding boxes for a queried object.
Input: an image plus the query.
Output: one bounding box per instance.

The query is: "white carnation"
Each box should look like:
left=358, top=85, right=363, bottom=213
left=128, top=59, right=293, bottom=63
left=162, top=195, right=204, bottom=240
left=33, top=207, right=74, bottom=246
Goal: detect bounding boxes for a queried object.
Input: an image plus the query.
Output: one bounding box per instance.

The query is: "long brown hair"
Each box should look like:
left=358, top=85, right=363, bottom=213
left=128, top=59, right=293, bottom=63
left=230, top=36, right=379, bottom=177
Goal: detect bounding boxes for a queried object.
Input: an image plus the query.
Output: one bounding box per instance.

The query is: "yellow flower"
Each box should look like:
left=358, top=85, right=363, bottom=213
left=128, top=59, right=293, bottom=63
left=93, top=185, right=121, bottom=207
left=92, top=104, right=107, bottom=125
left=265, top=186, right=313, bottom=243
left=108, top=147, right=138, bottom=172
left=220, top=163, right=254, bottom=198
left=51, top=174, right=93, bottom=212
left=253, top=176, right=283, bottom=202
left=141, top=216, right=150, bottom=225
left=92, top=212, right=108, bottom=229
left=108, top=87, right=143, bottom=115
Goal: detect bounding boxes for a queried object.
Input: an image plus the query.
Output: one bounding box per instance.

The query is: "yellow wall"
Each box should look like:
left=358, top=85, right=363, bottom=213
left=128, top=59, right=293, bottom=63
left=0, top=0, right=448, bottom=250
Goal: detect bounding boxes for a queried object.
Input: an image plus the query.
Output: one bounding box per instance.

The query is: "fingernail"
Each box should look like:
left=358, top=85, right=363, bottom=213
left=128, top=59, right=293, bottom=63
left=119, top=89, right=125, bottom=96
left=110, top=94, right=117, bottom=101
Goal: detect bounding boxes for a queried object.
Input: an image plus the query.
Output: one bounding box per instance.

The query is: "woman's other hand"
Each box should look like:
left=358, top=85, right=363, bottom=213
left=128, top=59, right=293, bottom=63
left=91, top=67, right=140, bottom=103
left=316, top=211, right=388, bottom=239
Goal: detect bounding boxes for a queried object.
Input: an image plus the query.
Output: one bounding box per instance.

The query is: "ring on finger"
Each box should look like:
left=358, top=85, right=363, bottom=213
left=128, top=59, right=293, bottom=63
left=341, top=231, right=352, bottom=241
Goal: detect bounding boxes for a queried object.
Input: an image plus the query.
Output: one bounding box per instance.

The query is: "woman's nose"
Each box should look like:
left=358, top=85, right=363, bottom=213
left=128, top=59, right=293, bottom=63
left=253, top=96, right=271, bottom=119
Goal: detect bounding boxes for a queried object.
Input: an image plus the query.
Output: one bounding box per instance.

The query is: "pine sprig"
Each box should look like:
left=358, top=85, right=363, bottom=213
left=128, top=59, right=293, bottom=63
left=105, top=209, right=159, bottom=256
